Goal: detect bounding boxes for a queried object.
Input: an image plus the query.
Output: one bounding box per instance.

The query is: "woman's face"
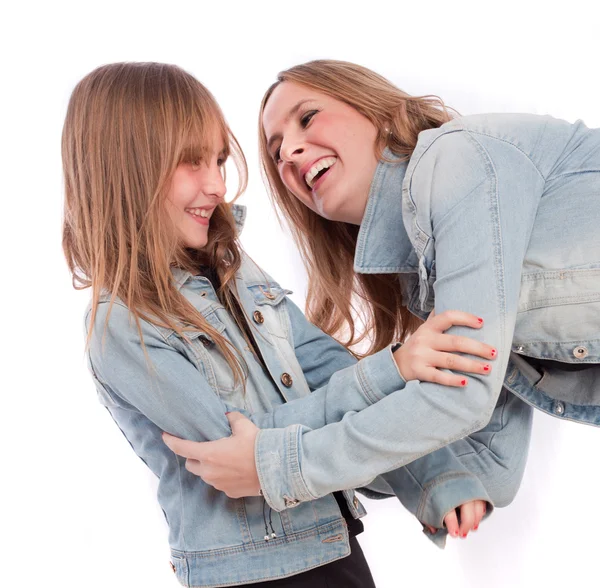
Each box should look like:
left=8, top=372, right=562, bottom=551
left=167, top=143, right=227, bottom=249
left=262, top=81, right=380, bottom=225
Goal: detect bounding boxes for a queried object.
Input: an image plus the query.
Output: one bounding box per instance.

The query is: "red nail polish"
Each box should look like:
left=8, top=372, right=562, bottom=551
left=225, top=412, right=230, bottom=415
left=461, top=379, right=467, bottom=386
left=462, top=533, right=467, bottom=538
left=477, top=317, right=483, bottom=324
left=491, top=349, right=497, bottom=357
left=483, top=365, right=490, bottom=372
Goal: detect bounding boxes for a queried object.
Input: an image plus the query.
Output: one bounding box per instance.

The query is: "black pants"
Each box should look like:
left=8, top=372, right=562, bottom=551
left=245, top=536, right=376, bottom=587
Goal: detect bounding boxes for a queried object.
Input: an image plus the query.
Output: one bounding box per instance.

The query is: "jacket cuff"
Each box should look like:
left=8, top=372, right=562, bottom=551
left=356, top=346, right=406, bottom=404
left=418, top=472, right=494, bottom=529
left=255, top=425, right=315, bottom=512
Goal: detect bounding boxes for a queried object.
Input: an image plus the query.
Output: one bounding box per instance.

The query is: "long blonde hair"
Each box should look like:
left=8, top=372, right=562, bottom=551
left=259, top=59, right=454, bottom=356
left=63, top=62, right=248, bottom=383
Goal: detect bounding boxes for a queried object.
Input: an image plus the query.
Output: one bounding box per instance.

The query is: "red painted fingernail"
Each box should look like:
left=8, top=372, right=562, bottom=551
left=477, top=317, right=483, bottom=324
left=225, top=412, right=230, bottom=415
left=461, top=533, right=467, bottom=538
left=452, top=530, right=459, bottom=537
left=491, top=349, right=497, bottom=357
left=483, top=364, right=490, bottom=372
left=474, top=525, right=479, bottom=530
left=461, top=379, right=467, bottom=386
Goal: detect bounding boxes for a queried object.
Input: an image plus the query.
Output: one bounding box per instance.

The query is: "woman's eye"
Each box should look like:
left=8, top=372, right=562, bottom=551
left=273, top=147, right=281, bottom=164
left=300, top=110, right=318, bottom=128
left=217, top=157, right=225, bottom=167
left=191, top=158, right=201, bottom=169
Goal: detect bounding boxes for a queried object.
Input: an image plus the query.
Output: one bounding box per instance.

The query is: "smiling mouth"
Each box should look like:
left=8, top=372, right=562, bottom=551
left=185, top=207, right=211, bottom=218
left=304, top=157, right=337, bottom=190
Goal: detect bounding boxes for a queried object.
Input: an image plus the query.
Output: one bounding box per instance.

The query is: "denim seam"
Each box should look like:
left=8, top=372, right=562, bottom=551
left=466, top=130, right=546, bottom=182
left=288, top=425, right=318, bottom=502
left=355, top=361, right=378, bottom=404
left=417, top=472, right=483, bottom=521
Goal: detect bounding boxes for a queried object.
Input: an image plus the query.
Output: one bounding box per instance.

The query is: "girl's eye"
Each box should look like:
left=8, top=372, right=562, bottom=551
left=217, top=157, right=225, bottom=167
left=274, top=147, right=281, bottom=164
left=300, top=110, right=318, bottom=128
left=190, top=158, right=202, bottom=169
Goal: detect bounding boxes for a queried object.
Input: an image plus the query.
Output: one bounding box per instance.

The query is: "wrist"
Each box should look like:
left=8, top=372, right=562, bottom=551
left=390, top=342, right=407, bottom=383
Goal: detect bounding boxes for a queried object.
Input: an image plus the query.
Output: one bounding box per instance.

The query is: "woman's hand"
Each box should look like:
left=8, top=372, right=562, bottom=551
left=393, top=311, right=497, bottom=387
left=162, top=412, right=261, bottom=499
left=424, top=500, right=487, bottom=538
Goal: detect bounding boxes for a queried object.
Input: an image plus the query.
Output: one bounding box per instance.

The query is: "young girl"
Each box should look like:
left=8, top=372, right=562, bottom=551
left=173, top=59, right=596, bottom=518
left=63, top=62, right=509, bottom=587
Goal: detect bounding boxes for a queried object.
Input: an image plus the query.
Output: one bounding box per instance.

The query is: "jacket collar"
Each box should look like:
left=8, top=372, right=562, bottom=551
left=354, top=151, right=416, bottom=274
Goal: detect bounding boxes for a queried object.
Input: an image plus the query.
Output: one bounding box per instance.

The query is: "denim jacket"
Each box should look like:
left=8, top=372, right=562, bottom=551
left=86, top=206, right=525, bottom=586
left=255, top=113, right=598, bottom=522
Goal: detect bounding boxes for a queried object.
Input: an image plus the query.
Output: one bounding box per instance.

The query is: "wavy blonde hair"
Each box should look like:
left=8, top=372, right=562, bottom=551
left=259, top=59, right=455, bottom=356
left=63, top=62, right=248, bottom=383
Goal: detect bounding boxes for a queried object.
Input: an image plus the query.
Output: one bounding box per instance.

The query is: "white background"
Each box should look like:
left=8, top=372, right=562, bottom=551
left=2, top=1, right=599, bottom=586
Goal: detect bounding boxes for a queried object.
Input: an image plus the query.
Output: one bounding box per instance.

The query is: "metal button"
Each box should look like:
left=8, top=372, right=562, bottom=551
left=253, top=310, right=265, bottom=324
left=283, top=495, right=300, bottom=508
left=264, top=291, right=276, bottom=300
left=353, top=496, right=359, bottom=509
left=281, top=373, right=293, bottom=387
left=553, top=401, right=565, bottom=416
left=169, top=562, right=176, bottom=573
left=515, top=345, right=525, bottom=353
left=199, top=335, right=213, bottom=348
left=573, top=346, right=589, bottom=359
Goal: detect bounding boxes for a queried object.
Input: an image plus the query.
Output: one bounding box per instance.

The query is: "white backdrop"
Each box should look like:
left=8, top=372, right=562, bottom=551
left=2, top=1, right=598, bottom=586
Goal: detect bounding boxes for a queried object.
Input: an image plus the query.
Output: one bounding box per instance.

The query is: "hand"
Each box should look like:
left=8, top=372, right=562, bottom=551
left=393, top=310, right=497, bottom=387
left=162, top=412, right=261, bottom=499
left=424, top=500, right=487, bottom=538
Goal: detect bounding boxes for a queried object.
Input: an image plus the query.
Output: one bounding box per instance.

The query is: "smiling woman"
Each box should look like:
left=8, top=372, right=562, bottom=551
left=263, top=83, right=380, bottom=223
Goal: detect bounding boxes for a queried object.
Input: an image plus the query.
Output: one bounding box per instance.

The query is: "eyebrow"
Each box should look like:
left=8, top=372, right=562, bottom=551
left=266, top=99, right=312, bottom=153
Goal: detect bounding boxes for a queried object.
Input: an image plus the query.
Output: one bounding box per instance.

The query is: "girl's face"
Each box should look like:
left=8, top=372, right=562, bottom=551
left=167, top=144, right=227, bottom=249
left=262, top=81, right=379, bottom=225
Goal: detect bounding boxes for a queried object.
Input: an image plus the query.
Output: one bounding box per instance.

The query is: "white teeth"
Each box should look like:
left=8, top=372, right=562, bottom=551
left=186, top=208, right=210, bottom=218
left=304, top=157, right=337, bottom=189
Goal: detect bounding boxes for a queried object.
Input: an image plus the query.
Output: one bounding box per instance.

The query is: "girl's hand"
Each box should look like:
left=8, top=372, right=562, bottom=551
left=393, top=311, right=497, bottom=387
left=162, top=412, right=261, bottom=499
left=425, top=500, right=487, bottom=538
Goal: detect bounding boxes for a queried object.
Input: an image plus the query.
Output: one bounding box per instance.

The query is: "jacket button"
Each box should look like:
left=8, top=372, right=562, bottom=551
left=281, top=373, right=293, bottom=387
left=515, top=345, right=525, bottom=353
left=199, top=335, right=213, bottom=348
left=264, top=291, right=276, bottom=300
left=553, top=401, right=565, bottom=416
left=283, top=495, right=300, bottom=508
left=573, top=346, right=588, bottom=359
left=253, top=310, right=265, bottom=324
left=353, top=496, right=359, bottom=509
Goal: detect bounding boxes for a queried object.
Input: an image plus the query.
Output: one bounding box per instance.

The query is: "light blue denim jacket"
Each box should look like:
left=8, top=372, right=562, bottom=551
left=85, top=205, right=525, bottom=586
left=255, top=113, right=599, bottom=521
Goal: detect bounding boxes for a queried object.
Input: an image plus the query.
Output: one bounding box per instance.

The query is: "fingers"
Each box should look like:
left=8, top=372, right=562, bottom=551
left=184, top=458, right=203, bottom=477
left=418, top=367, right=469, bottom=388
left=435, top=334, right=497, bottom=360
left=431, top=351, right=492, bottom=377
left=162, top=433, right=209, bottom=460
left=473, top=500, right=486, bottom=531
left=427, top=310, right=485, bottom=332
left=458, top=502, right=476, bottom=537
left=444, top=509, right=460, bottom=538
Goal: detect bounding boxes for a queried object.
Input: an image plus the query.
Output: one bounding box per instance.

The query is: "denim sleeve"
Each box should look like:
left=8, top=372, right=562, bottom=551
left=86, top=302, right=232, bottom=442
left=254, top=299, right=494, bottom=533
left=255, top=132, right=541, bottom=512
